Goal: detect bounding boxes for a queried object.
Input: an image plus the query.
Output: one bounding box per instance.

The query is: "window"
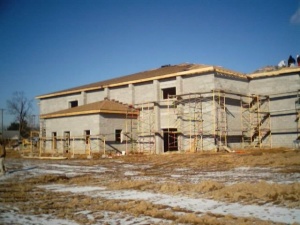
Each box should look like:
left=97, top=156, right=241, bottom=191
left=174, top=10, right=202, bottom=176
left=162, top=87, right=176, bottom=99
left=69, top=100, right=78, bottom=108
left=115, top=129, right=122, bottom=143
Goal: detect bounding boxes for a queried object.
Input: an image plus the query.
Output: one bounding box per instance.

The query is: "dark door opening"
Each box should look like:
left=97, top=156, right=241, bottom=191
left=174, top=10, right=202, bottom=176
left=163, top=128, right=178, bottom=152
left=52, top=132, right=57, bottom=150
left=63, top=131, right=70, bottom=154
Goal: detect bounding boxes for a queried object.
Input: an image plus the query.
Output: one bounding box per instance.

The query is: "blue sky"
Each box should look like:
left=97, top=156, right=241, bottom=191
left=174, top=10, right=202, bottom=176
left=0, top=0, right=299, bottom=127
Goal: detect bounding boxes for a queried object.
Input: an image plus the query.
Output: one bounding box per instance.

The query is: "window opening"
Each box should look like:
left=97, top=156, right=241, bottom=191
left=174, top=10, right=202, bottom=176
left=115, top=129, right=122, bottom=143
left=69, top=100, right=78, bottom=108
left=162, top=87, right=176, bottom=99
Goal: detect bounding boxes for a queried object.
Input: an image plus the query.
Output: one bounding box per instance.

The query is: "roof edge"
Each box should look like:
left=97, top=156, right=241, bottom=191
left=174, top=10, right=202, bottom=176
left=40, top=109, right=139, bottom=119
left=37, top=64, right=246, bottom=99
left=248, top=67, right=300, bottom=78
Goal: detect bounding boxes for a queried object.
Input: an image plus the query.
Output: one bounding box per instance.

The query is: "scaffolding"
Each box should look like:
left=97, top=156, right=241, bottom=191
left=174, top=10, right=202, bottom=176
left=135, top=102, right=156, bottom=153
left=37, top=134, right=108, bottom=158
left=166, top=90, right=228, bottom=152
left=296, top=90, right=300, bottom=149
left=36, top=91, right=274, bottom=156
left=241, top=94, right=271, bottom=148
left=214, top=90, right=228, bottom=150
left=170, top=93, right=204, bottom=152
left=125, top=106, right=138, bottom=153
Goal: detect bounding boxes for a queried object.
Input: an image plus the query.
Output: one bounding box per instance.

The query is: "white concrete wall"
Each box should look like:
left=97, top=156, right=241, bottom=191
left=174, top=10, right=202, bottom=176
left=86, top=89, right=106, bottom=104
left=182, top=73, right=214, bottom=93
left=215, top=75, right=249, bottom=94
left=109, top=85, right=132, bottom=104
left=249, top=73, right=299, bottom=96
left=43, top=113, right=137, bottom=154
left=100, top=114, right=137, bottom=153
left=44, top=114, right=100, bottom=154
left=45, top=114, right=100, bottom=137
left=38, top=70, right=300, bottom=153
left=40, top=93, right=83, bottom=115
left=250, top=73, right=300, bottom=148
left=134, top=81, right=155, bottom=104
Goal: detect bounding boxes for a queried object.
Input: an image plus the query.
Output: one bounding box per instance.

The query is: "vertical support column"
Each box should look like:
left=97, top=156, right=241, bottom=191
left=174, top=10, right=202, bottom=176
left=129, top=84, right=135, bottom=105
left=81, top=91, right=87, bottom=105
left=176, top=76, right=183, bottom=151
left=153, top=80, right=162, bottom=154
left=176, top=76, right=183, bottom=95
left=104, top=87, right=110, bottom=99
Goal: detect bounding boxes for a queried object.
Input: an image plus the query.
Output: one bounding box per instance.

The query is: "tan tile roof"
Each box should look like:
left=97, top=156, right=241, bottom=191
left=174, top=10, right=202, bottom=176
left=40, top=99, right=138, bottom=119
left=37, top=63, right=246, bottom=99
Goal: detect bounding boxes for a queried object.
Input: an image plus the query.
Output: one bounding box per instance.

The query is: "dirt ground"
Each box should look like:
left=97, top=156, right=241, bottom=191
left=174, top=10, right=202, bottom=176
left=0, top=148, right=300, bottom=225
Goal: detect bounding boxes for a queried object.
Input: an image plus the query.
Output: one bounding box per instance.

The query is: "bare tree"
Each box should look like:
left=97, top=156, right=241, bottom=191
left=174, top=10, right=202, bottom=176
left=6, top=92, right=32, bottom=137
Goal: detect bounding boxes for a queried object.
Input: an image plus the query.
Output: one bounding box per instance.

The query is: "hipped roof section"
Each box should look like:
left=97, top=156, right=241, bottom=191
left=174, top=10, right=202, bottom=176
left=37, top=63, right=247, bottom=99
left=40, top=98, right=138, bottom=119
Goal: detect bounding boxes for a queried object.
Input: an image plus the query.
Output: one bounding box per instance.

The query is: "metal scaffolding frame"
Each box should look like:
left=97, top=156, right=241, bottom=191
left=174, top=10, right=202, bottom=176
left=36, top=90, right=276, bottom=155
left=296, top=90, right=300, bottom=149
left=214, top=90, right=228, bottom=150
left=166, top=90, right=229, bottom=152
left=241, top=94, right=271, bottom=148
left=37, top=134, right=108, bottom=157
left=170, top=93, right=204, bottom=152
left=135, top=102, right=156, bottom=153
left=124, top=106, right=138, bottom=153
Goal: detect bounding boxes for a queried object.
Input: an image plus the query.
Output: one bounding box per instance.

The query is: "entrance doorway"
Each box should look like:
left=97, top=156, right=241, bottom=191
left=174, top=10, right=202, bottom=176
left=52, top=132, right=57, bottom=150
left=63, top=131, right=70, bottom=153
left=163, top=128, right=178, bottom=152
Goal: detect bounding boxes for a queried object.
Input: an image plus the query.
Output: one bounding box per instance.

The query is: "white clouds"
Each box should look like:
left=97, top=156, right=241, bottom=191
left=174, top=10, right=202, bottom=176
left=290, top=7, right=300, bottom=24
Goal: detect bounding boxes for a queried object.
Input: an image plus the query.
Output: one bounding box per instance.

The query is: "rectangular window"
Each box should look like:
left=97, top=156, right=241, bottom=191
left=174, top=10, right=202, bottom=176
left=162, top=87, right=176, bottom=99
left=115, top=129, right=122, bottom=143
left=69, top=100, right=78, bottom=108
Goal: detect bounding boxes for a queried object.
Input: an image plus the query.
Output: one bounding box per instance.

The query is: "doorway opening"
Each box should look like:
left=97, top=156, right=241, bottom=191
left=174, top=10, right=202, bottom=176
left=163, top=128, right=178, bottom=152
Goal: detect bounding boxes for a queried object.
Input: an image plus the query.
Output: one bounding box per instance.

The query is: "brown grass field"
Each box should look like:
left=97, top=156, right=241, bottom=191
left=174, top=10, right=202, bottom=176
left=0, top=148, right=299, bottom=225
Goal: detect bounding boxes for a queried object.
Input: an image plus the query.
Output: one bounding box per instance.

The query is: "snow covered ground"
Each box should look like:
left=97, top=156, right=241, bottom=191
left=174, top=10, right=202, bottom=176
left=0, top=153, right=300, bottom=225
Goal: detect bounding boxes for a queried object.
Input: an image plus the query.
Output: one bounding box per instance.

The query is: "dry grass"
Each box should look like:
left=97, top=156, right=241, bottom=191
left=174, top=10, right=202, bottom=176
left=1, top=148, right=299, bottom=225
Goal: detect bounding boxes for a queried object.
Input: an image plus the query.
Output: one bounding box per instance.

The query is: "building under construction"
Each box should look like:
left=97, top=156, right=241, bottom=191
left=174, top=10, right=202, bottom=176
left=35, top=63, right=300, bottom=156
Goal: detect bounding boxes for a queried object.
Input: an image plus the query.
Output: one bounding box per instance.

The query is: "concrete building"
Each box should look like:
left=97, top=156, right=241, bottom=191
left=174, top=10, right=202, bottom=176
left=36, top=63, right=300, bottom=156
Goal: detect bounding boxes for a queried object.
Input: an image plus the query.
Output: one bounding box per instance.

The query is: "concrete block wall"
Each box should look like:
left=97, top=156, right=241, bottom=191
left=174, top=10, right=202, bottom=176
left=109, top=85, right=133, bottom=104
left=43, top=114, right=100, bottom=154
left=250, top=73, right=300, bottom=148
left=86, top=89, right=106, bottom=104
left=134, top=81, right=156, bottom=104
left=100, top=114, right=136, bottom=153
left=43, top=113, right=134, bottom=154
left=39, top=92, right=83, bottom=115
left=182, top=73, right=214, bottom=93
left=249, top=74, right=299, bottom=96
left=215, top=75, right=249, bottom=94
left=38, top=68, right=300, bottom=154
left=45, top=114, right=100, bottom=137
